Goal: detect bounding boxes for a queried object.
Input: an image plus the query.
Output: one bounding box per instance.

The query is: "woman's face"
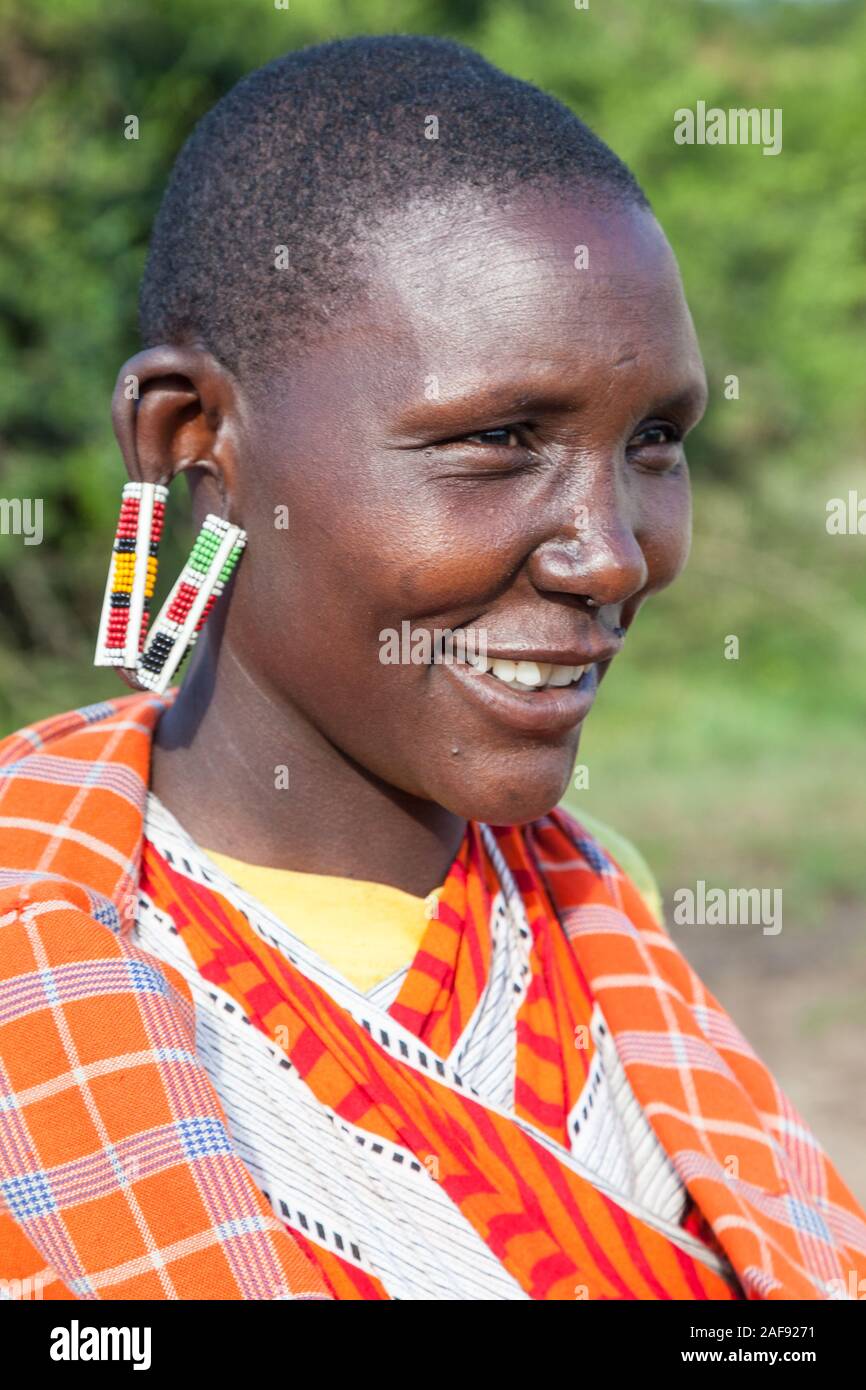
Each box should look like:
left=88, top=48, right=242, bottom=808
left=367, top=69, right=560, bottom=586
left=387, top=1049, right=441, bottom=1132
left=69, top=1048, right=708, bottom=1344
left=226, top=190, right=707, bottom=825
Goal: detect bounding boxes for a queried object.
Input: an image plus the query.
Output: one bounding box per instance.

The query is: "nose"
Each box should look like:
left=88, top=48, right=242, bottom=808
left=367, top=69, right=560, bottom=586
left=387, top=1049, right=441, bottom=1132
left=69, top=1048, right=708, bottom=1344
left=527, top=496, right=648, bottom=609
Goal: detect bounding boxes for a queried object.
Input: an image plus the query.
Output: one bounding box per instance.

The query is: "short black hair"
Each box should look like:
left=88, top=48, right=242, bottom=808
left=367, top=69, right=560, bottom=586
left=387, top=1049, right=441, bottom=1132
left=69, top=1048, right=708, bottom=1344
left=139, top=34, right=650, bottom=384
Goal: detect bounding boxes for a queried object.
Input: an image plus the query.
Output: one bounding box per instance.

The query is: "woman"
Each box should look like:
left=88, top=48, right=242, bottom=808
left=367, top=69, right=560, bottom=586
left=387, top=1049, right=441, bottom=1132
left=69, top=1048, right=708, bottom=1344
left=0, top=34, right=863, bottom=1301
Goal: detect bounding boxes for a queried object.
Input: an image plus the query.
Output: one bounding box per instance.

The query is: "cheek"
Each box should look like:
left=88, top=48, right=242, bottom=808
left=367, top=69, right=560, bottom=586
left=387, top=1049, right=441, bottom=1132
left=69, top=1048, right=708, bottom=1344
left=367, top=483, right=540, bottom=618
left=295, top=486, right=518, bottom=627
left=639, top=477, right=692, bottom=592
left=233, top=485, right=491, bottom=719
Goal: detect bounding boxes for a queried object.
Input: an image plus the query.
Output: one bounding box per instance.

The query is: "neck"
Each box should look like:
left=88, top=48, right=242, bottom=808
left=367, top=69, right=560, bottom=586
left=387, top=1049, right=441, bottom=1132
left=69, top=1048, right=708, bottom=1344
left=149, top=637, right=465, bottom=898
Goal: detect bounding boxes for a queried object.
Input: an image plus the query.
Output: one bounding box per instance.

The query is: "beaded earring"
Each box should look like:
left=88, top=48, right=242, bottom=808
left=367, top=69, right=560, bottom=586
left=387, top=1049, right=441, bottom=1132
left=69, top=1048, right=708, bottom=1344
left=136, top=514, right=246, bottom=692
left=94, top=482, right=247, bottom=695
left=94, top=481, right=167, bottom=672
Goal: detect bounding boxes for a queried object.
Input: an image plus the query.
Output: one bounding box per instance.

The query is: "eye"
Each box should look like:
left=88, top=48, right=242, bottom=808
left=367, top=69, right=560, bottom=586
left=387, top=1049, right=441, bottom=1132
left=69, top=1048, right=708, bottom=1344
left=424, top=421, right=539, bottom=480
left=463, top=426, right=525, bottom=447
left=631, top=422, right=682, bottom=447
left=627, top=420, right=684, bottom=469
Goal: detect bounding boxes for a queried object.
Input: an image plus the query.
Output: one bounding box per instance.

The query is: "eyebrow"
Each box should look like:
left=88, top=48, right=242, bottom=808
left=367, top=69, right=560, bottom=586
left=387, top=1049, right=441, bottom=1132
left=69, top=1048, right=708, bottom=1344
left=393, top=382, right=568, bottom=434
left=391, top=375, right=708, bottom=438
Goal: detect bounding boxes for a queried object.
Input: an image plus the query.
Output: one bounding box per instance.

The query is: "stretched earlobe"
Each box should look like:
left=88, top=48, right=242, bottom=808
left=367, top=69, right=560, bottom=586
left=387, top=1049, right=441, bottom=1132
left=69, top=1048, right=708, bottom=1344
left=98, top=346, right=248, bottom=694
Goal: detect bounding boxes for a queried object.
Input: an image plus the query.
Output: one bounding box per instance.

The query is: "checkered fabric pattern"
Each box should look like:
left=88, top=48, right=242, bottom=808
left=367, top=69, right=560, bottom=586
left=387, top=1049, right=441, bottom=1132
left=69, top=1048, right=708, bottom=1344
left=0, top=695, right=330, bottom=1299
left=522, top=814, right=866, bottom=1299
left=0, top=693, right=864, bottom=1300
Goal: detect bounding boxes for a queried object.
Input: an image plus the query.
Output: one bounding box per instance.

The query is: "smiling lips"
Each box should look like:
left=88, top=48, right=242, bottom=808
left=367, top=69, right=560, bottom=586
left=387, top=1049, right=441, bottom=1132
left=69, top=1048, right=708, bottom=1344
left=443, top=654, right=599, bottom=736
left=437, top=628, right=623, bottom=734
left=465, top=653, right=586, bottom=692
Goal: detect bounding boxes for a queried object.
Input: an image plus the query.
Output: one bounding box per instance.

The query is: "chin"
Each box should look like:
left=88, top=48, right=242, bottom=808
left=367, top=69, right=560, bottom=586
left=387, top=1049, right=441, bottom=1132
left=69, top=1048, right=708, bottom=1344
left=435, top=750, right=576, bottom=827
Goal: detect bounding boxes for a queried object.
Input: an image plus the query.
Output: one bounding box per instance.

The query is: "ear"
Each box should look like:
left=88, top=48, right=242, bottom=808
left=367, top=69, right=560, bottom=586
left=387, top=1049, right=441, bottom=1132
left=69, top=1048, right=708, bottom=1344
left=111, top=345, right=243, bottom=522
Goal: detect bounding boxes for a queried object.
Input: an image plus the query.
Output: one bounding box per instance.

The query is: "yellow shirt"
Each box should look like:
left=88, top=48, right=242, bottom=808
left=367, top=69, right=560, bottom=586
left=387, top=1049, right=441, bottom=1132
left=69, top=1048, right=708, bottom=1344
left=203, top=814, right=661, bottom=994
left=204, top=849, right=435, bottom=992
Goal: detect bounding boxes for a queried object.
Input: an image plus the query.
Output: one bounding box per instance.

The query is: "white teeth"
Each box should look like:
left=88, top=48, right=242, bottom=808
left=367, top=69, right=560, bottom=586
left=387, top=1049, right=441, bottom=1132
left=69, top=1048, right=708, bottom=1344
left=480, top=659, right=589, bottom=690
left=546, top=664, right=574, bottom=687
left=465, top=651, right=490, bottom=674
left=515, top=660, right=542, bottom=687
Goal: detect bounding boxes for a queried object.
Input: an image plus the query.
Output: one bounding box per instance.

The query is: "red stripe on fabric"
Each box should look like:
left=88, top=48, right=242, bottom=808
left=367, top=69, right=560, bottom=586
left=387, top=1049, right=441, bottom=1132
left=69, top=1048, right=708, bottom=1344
left=433, top=902, right=464, bottom=931
left=670, top=1237, right=717, bottom=1300
left=387, top=1001, right=428, bottom=1033
left=516, top=1019, right=563, bottom=1066
left=462, top=1096, right=632, bottom=1298
left=526, top=1249, right=593, bottom=1301
left=604, top=1197, right=674, bottom=1300
left=514, top=1125, right=637, bottom=1299
left=338, top=1084, right=375, bottom=1126
left=409, top=950, right=455, bottom=987
left=443, top=1172, right=499, bottom=1204
left=146, top=858, right=250, bottom=968
left=514, top=1078, right=567, bottom=1130
left=290, top=1026, right=328, bottom=1076
left=484, top=1208, right=545, bottom=1259
left=464, top=909, right=487, bottom=1003
left=141, top=838, right=736, bottom=1303
left=289, top=1229, right=387, bottom=1301
left=446, top=989, right=463, bottom=1051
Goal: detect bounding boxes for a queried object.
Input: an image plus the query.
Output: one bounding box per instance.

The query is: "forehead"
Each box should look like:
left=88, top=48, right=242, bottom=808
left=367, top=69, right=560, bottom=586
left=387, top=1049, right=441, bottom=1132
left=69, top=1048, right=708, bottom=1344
left=263, top=190, right=704, bottom=426
left=352, top=191, right=702, bottom=389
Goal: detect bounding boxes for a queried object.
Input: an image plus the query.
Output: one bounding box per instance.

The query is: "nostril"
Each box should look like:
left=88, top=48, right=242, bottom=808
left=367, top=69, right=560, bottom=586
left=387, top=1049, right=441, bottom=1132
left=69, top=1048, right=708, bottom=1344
left=596, top=603, right=627, bottom=639
left=588, top=600, right=625, bottom=636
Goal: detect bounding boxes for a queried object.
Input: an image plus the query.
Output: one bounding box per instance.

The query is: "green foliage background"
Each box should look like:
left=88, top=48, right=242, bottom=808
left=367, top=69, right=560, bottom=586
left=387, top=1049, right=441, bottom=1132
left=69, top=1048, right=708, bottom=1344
left=1, top=0, right=864, bottom=933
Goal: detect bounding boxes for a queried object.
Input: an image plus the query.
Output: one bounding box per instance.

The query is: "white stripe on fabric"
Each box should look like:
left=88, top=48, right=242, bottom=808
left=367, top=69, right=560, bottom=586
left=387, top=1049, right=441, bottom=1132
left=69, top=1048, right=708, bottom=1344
left=447, top=893, right=522, bottom=1106
left=0, top=818, right=132, bottom=872
left=566, top=1005, right=688, bottom=1225
left=134, top=891, right=527, bottom=1301
left=366, top=967, right=407, bottom=1012
left=139, top=792, right=730, bottom=1283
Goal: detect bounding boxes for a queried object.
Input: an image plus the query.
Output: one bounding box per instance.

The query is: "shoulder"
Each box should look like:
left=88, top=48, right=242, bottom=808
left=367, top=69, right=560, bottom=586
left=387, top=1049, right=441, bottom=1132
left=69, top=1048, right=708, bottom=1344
left=548, top=804, right=665, bottom=925
left=0, top=693, right=172, bottom=895
left=0, top=692, right=172, bottom=773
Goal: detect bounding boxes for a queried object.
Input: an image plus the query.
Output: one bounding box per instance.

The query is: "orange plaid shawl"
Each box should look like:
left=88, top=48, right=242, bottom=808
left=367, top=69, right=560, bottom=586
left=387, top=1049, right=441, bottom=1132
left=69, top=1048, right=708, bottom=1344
left=0, top=694, right=864, bottom=1299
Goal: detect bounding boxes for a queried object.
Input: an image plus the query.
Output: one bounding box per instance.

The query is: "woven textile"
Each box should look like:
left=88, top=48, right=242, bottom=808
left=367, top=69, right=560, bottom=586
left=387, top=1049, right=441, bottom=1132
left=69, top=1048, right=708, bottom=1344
left=136, top=792, right=726, bottom=1299
left=0, top=693, right=864, bottom=1299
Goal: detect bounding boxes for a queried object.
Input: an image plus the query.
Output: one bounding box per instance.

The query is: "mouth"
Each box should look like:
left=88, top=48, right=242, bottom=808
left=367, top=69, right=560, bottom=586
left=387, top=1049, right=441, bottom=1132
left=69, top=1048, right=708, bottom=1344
left=440, top=650, right=609, bottom=736
left=465, top=654, right=587, bottom=691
